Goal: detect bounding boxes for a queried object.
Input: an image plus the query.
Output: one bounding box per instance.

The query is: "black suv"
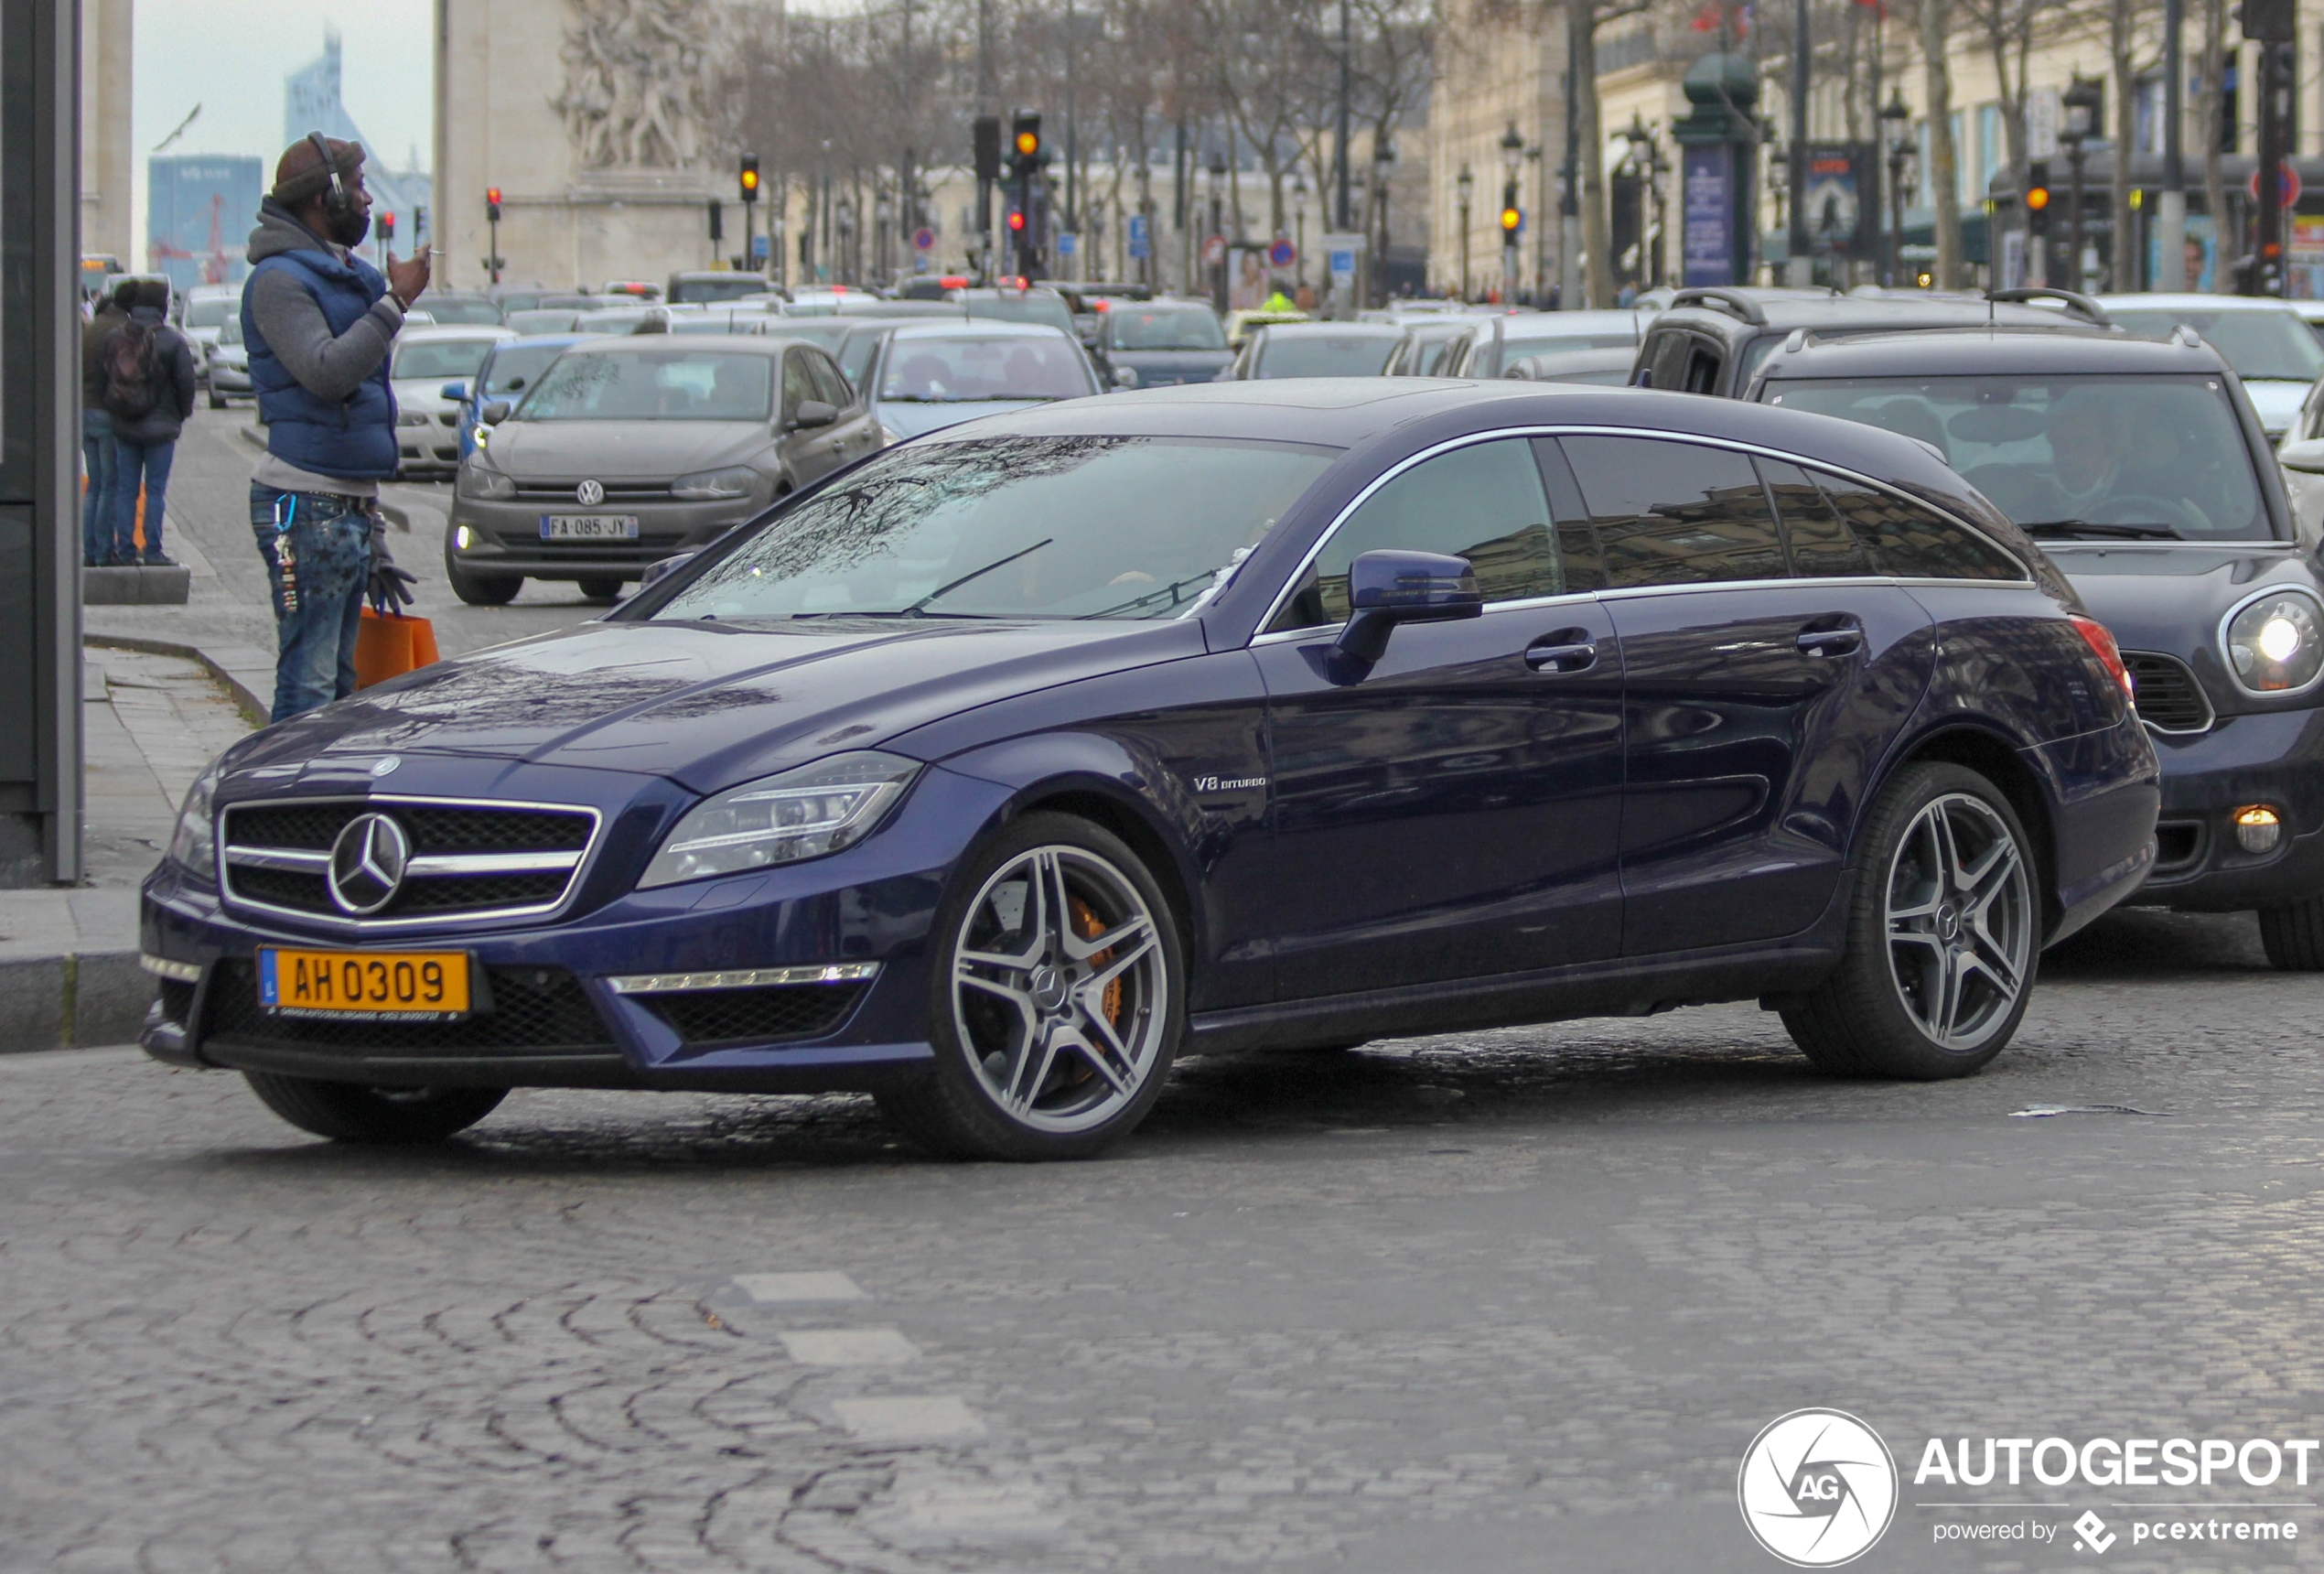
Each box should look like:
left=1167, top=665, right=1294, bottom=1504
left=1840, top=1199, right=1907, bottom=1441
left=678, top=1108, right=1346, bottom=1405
left=1634, top=286, right=2111, bottom=397
left=1750, top=324, right=2324, bottom=965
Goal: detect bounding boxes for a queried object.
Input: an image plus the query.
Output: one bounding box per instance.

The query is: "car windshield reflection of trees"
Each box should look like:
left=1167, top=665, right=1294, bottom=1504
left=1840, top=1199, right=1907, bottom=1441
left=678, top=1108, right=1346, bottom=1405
left=1775, top=375, right=2273, bottom=541
left=653, top=436, right=1336, bottom=621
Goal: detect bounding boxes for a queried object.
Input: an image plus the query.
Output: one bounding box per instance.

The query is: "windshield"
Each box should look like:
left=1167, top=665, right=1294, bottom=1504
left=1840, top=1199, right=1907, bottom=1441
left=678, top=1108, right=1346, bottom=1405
left=877, top=333, right=1094, bottom=402
left=184, top=298, right=233, bottom=328
left=392, top=338, right=501, bottom=381
left=1109, top=307, right=1227, bottom=350
left=519, top=349, right=774, bottom=421
left=651, top=436, right=1334, bottom=620
left=760, top=319, right=855, bottom=351
left=2110, top=307, right=2324, bottom=382
left=670, top=276, right=771, bottom=303
left=1501, top=327, right=1641, bottom=358
left=1254, top=333, right=1399, bottom=378
left=962, top=294, right=1076, bottom=334
left=423, top=297, right=506, bottom=326
left=1769, top=373, right=2275, bottom=540
left=480, top=342, right=566, bottom=397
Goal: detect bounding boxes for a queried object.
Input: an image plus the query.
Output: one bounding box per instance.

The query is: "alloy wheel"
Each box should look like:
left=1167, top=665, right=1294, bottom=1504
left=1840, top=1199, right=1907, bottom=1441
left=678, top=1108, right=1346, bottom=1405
left=951, top=845, right=1168, bottom=1134
left=1884, top=792, right=2034, bottom=1052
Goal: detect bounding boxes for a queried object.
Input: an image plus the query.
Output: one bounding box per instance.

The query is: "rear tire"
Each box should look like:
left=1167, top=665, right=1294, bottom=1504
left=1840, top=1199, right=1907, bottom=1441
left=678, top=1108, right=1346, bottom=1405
left=446, top=547, right=522, bottom=606
left=877, top=813, right=1185, bottom=1161
left=1782, top=762, right=2039, bottom=1080
left=576, top=576, right=625, bottom=602
left=2258, top=898, right=2324, bottom=969
left=242, top=1073, right=507, bottom=1144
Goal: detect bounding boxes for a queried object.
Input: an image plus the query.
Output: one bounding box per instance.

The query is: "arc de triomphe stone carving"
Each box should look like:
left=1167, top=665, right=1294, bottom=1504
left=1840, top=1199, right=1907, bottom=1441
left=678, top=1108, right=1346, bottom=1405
left=436, top=0, right=726, bottom=290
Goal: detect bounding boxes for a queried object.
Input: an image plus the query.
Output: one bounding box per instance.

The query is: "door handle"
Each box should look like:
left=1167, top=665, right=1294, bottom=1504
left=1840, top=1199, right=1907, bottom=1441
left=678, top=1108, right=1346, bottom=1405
left=1524, top=637, right=1598, bottom=674
left=1796, top=623, right=1865, bottom=658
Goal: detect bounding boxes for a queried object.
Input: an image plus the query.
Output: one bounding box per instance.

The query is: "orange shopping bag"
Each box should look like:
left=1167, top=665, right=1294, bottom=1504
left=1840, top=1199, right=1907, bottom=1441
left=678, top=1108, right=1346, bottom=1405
left=354, top=607, right=441, bottom=689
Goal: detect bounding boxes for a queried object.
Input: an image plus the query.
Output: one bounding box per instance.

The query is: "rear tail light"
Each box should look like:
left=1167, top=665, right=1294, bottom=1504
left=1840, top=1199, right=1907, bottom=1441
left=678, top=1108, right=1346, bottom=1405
left=2070, top=615, right=2137, bottom=707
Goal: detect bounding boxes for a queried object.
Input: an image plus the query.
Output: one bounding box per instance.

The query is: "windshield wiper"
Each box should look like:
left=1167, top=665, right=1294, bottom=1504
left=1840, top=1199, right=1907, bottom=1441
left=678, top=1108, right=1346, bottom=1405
left=2020, top=519, right=2182, bottom=540
left=901, top=537, right=1053, bottom=615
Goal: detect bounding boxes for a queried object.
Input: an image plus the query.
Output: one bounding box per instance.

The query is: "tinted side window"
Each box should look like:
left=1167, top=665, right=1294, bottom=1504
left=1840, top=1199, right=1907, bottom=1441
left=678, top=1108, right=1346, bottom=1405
left=1812, top=469, right=2025, bottom=580
left=780, top=352, right=814, bottom=418
left=1532, top=437, right=1609, bottom=591
left=1645, top=330, right=1690, bottom=390
left=1759, top=458, right=1877, bottom=577
left=1682, top=338, right=1723, bottom=394
left=806, top=350, right=854, bottom=408
left=1272, top=439, right=1565, bottom=629
left=1561, top=436, right=1788, bottom=587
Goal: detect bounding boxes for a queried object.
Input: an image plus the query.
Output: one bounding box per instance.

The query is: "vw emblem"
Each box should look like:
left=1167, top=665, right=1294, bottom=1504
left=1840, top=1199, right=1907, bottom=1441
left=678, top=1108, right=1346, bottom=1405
left=328, top=812, right=411, bottom=916
left=575, top=478, right=606, bottom=506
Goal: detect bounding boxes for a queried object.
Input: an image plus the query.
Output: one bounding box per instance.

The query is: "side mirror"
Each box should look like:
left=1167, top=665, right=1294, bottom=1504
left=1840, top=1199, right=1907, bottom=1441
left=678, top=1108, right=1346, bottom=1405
left=481, top=400, right=513, bottom=425
left=1331, top=549, right=1483, bottom=671
left=439, top=382, right=468, bottom=402
left=1113, top=365, right=1139, bottom=389
left=639, top=551, right=698, bottom=590
left=789, top=399, right=839, bottom=431
left=2281, top=437, right=2324, bottom=475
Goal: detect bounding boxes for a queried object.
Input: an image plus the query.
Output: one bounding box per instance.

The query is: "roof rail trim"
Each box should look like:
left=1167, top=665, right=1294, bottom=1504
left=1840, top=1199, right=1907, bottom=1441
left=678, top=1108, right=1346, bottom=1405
left=1667, top=286, right=1770, bottom=326
left=1985, top=286, right=2113, bottom=327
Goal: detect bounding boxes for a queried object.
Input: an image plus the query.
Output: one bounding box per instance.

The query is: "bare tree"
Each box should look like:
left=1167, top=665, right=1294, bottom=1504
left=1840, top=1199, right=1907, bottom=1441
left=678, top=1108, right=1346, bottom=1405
left=2197, top=0, right=2228, bottom=289
left=1912, top=0, right=1966, bottom=287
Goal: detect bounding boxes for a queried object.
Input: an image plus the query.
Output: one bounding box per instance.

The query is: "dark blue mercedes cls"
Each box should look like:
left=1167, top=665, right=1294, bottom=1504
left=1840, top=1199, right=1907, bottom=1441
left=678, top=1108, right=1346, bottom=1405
left=140, top=381, right=2161, bottom=1159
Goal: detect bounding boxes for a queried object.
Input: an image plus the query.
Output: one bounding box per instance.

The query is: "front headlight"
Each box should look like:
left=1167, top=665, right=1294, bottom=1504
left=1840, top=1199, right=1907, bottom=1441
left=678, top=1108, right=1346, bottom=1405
left=168, top=769, right=219, bottom=882
left=638, top=751, right=920, bottom=889
left=2226, top=590, right=2324, bottom=692
left=670, top=465, right=760, bottom=501
left=457, top=462, right=517, bottom=500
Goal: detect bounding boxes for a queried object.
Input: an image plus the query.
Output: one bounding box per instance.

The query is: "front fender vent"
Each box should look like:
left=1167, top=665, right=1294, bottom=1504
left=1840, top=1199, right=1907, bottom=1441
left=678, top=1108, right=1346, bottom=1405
left=2122, top=652, right=2214, bottom=735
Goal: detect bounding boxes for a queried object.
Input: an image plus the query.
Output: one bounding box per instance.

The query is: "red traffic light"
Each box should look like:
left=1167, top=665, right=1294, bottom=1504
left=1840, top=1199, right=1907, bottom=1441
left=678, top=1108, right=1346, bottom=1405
left=1007, top=209, right=1027, bottom=232
left=486, top=187, right=501, bottom=205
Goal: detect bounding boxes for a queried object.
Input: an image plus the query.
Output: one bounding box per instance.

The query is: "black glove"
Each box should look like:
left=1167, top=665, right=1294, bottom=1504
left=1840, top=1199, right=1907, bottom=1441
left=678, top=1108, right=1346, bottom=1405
left=365, top=507, right=417, bottom=612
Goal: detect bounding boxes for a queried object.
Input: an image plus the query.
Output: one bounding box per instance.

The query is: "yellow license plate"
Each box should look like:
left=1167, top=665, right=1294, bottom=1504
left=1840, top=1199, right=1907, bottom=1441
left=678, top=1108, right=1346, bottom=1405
left=257, top=948, right=472, bottom=1020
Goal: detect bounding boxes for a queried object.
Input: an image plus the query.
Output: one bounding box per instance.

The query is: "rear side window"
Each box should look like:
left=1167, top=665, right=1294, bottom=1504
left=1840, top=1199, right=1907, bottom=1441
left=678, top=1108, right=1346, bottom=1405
left=1559, top=436, right=1788, bottom=586
left=1645, top=331, right=1689, bottom=390
left=1759, top=458, right=1877, bottom=577
left=1681, top=339, right=1723, bottom=394
left=1812, top=469, right=2026, bottom=580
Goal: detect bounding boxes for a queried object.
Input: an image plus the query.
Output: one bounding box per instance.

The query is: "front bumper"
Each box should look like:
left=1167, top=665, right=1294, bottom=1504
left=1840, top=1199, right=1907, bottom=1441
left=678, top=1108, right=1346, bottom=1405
left=139, top=763, right=1014, bottom=1093
left=397, top=412, right=466, bottom=475
left=447, top=491, right=765, bottom=579
left=2129, top=706, right=2324, bottom=911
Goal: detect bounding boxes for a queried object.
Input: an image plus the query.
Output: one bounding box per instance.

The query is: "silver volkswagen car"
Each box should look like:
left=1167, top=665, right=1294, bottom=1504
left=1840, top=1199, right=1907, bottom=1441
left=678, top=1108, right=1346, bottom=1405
left=446, top=335, right=881, bottom=604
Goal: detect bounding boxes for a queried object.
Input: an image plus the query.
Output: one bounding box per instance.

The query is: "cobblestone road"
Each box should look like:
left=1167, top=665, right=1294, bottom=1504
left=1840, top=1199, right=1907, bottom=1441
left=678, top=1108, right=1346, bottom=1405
left=6, top=910, right=2324, bottom=1572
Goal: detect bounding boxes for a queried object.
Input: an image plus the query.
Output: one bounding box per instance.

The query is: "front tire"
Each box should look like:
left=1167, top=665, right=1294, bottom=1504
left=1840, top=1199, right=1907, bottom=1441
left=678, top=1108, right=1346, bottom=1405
left=242, top=1073, right=508, bottom=1144
left=2258, top=898, right=2324, bottom=969
left=446, top=546, right=522, bottom=606
left=576, top=576, right=625, bottom=602
left=1783, top=762, right=2039, bottom=1079
left=877, top=813, right=1185, bottom=1160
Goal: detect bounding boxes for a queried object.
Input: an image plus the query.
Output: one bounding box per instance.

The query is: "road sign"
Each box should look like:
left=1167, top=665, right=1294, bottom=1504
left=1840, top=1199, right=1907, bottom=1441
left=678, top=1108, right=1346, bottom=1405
left=1320, top=231, right=1364, bottom=288
left=2250, top=160, right=2303, bottom=207
left=1268, top=237, right=1296, bottom=267
left=1203, top=235, right=1226, bottom=265
left=913, top=227, right=935, bottom=252
left=1057, top=231, right=1077, bottom=258
left=1127, top=213, right=1150, bottom=260
left=750, top=232, right=769, bottom=262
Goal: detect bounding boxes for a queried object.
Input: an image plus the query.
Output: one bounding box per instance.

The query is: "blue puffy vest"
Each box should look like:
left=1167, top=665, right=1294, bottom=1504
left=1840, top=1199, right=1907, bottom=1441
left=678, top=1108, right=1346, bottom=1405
left=242, top=247, right=400, bottom=480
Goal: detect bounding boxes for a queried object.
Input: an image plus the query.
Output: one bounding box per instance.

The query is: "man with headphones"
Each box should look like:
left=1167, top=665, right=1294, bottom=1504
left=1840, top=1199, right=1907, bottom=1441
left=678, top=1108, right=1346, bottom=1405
left=242, top=134, right=426, bottom=722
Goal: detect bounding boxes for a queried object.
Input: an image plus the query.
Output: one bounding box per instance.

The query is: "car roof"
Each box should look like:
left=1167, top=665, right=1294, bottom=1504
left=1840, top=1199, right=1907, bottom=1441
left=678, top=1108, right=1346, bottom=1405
left=393, top=324, right=516, bottom=345
left=885, top=318, right=1079, bottom=341
left=1509, top=345, right=1640, bottom=371
left=486, top=333, right=590, bottom=354
left=1484, top=309, right=1647, bottom=336
left=560, top=334, right=790, bottom=356
left=2099, top=293, right=2308, bottom=314
left=1257, top=320, right=1404, bottom=339
left=1752, top=324, right=2233, bottom=381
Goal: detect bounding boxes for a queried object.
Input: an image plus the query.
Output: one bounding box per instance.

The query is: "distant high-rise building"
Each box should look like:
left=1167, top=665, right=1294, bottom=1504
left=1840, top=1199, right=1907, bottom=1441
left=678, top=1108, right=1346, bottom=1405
left=148, top=156, right=264, bottom=290
left=284, top=27, right=432, bottom=260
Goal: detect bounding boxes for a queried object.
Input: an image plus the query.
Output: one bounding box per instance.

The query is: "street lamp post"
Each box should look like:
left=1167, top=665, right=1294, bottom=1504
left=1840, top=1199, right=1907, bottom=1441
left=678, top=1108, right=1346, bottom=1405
left=1878, top=89, right=1910, bottom=286
left=1526, top=143, right=1544, bottom=300
left=1456, top=162, right=1474, bottom=300
left=1766, top=140, right=1789, bottom=253
left=876, top=191, right=894, bottom=286
left=1373, top=136, right=1395, bottom=307
left=1208, top=147, right=1228, bottom=313
left=1500, top=122, right=1524, bottom=305
left=1293, top=175, right=1308, bottom=293
left=2060, top=74, right=2103, bottom=295
left=1619, top=113, right=1665, bottom=290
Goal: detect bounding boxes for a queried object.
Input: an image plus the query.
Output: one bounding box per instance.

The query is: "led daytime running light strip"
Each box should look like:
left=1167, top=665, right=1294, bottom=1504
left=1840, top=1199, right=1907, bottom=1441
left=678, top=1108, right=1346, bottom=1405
left=606, top=963, right=879, bottom=995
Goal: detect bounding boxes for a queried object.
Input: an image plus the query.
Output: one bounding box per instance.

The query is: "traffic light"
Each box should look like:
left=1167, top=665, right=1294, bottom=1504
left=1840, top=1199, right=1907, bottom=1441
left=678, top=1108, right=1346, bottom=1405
left=1501, top=177, right=1521, bottom=239
left=1007, top=208, right=1027, bottom=233
left=486, top=187, right=501, bottom=222
left=707, top=199, right=723, bottom=243
left=2023, top=161, right=2051, bottom=235
left=380, top=211, right=395, bottom=246
left=973, top=116, right=1003, bottom=184
left=739, top=155, right=760, bottom=204
left=1011, top=113, right=1042, bottom=182
left=2239, top=0, right=2295, bottom=42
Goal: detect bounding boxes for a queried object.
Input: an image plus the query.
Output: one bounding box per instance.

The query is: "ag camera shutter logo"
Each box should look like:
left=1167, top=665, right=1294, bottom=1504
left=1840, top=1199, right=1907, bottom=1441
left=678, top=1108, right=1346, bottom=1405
left=1738, top=1408, right=1899, bottom=1567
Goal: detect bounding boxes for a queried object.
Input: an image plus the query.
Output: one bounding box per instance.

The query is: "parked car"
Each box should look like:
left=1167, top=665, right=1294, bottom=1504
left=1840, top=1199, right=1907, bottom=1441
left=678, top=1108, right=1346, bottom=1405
left=204, top=314, right=252, bottom=408
left=1385, top=318, right=1479, bottom=376
left=861, top=319, right=1102, bottom=438
left=1748, top=322, right=2324, bottom=965
left=667, top=270, right=774, bottom=304
left=1442, top=307, right=1648, bottom=379
left=1222, top=307, right=1307, bottom=348
left=1218, top=321, right=1404, bottom=380
left=488, top=286, right=595, bottom=314
left=1089, top=299, right=1232, bottom=388
left=2098, top=293, right=2324, bottom=439
left=444, top=335, right=879, bottom=604
left=952, top=285, right=1079, bottom=338
left=447, top=333, right=588, bottom=462
left=504, top=308, right=586, bottom=336
left=139, top=381, right=2157, bottom=1158
left=177, top=285, right=241, bottom=384
left=390, top=325, right=516, bottom=477
left=1635, top=286, right=2108, bottom=397
left=1502, top=346, right=1640, bottom=385
left=415, top=292, right=507, bottom=327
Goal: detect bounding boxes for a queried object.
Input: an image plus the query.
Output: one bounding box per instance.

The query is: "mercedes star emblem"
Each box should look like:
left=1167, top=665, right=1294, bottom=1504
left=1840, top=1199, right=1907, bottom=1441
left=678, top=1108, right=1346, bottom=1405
left=576, top=478, right=606, bottom=506
left=328, top=812, right=412, bottom=916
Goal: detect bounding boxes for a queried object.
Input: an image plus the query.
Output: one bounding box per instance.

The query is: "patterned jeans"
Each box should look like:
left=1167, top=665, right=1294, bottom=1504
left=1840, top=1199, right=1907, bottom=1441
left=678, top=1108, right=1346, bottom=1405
left=250, top=483, right=373, bottom=723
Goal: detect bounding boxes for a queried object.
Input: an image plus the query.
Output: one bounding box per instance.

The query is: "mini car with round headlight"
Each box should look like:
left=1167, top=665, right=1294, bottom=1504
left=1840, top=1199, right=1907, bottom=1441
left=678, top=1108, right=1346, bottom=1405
left=1753, top=321, right=2324, bottom=968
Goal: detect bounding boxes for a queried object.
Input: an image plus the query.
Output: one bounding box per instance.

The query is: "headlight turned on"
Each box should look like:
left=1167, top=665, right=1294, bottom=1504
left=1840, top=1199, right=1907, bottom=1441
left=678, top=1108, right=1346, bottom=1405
left=639, top=751, right=921, bottom=889
left=168, top=769, right=220, bottom=881
left=2227, top=590, right=2324, bottom=692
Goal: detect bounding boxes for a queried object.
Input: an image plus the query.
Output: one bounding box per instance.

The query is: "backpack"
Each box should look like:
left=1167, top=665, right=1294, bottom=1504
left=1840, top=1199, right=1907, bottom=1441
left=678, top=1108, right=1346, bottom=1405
left=99, top=318, right=163, bottom=421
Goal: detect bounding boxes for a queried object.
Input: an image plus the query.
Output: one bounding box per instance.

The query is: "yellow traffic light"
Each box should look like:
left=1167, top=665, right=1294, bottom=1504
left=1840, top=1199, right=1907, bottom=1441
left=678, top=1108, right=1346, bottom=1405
left=1016, top=130, right=1039, bottom=157
left=1500, top=206, right=1521, bottom=233
left=2025, top=185, right=2050, bottom=211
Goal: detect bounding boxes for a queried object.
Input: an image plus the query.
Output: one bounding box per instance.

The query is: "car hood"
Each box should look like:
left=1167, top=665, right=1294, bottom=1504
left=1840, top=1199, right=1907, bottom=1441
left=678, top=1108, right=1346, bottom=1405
left=484, top=419, right=772, bottom=480
left=872, top=398, right=1058, bottom=438
left=228, top=616, right=1210, bottom=794
left=2243, top=378, right=2307, bottom=436
left=2049, top=540, right=2321, bottom=712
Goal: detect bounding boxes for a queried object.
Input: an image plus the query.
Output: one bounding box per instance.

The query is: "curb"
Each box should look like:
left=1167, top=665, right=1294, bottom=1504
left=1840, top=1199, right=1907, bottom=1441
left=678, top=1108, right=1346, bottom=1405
left=85, top=631, right=269, bottom=728
left=0, top=951, right=150, bottom=1054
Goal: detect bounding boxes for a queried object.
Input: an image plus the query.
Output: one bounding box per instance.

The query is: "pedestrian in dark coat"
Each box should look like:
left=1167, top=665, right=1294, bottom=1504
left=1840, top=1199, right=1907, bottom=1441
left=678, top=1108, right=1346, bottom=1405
left=96, top=278, right=198, bottom=566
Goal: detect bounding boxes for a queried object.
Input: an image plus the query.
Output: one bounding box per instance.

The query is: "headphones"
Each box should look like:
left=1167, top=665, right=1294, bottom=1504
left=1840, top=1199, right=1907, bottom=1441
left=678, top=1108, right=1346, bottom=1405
left=305, top=131, right=357, bottom=225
